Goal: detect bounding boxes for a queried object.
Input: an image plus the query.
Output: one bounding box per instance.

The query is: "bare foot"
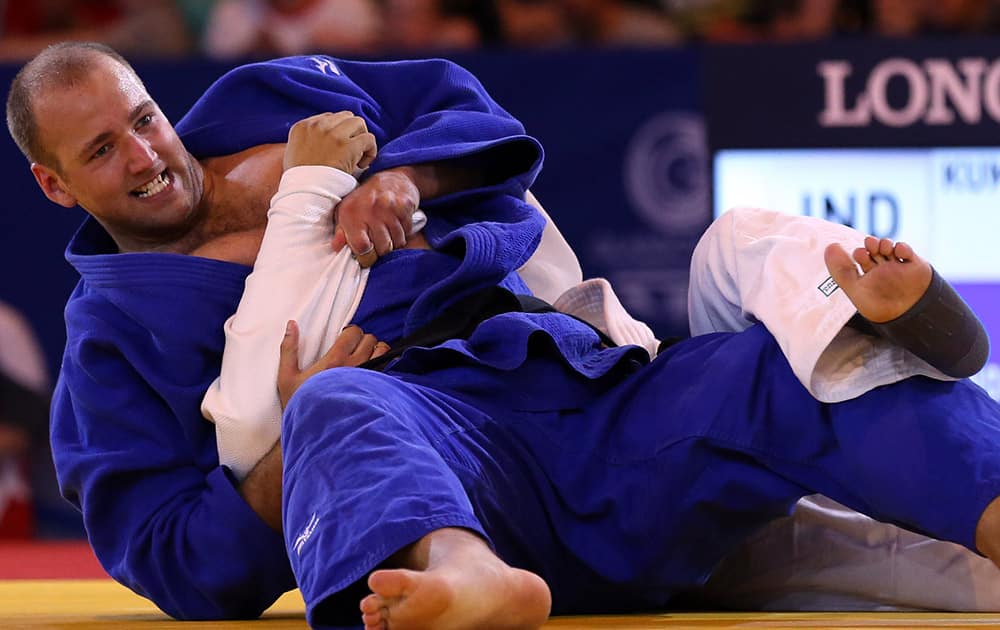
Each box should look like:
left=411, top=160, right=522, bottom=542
left=359, top=529, right=551, bottom=630
left=824, top=236, right=932, bottom=323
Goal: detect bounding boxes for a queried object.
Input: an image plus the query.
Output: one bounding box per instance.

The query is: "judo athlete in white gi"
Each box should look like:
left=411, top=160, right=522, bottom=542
left=10, top=42, right=1000, bottom=630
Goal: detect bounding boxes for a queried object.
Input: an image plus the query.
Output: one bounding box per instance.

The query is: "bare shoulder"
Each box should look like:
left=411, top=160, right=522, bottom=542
left=202, top=143, right=286, bottom=188
left=192, top=143, right=285, bottom=264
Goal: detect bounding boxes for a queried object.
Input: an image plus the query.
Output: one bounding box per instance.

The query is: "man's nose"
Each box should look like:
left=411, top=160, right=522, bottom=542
left=126, top=133, right=157, bottom=173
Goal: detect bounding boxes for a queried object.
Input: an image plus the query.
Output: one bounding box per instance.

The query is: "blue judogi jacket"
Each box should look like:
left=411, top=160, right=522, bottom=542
left=51, top=55, right=580, bottom=620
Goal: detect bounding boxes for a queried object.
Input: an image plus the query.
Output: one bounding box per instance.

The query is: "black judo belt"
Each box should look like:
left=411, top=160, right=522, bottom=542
left=360, top=285, right=618, bottom=372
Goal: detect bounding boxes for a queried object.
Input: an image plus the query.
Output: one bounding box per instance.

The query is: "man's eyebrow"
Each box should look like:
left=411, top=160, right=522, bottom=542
left=77, top=99, right=154, bottom=160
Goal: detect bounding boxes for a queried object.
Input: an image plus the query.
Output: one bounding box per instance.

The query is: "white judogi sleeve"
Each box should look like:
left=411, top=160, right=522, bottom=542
left=688, top=207, right=954, bottom=402
left=516, top=192, right=582, bottom=304
left=202, top=165, right=372, bottom=479
left=519, top=193, right=660, bottom=358
left=203, top=178, right=655, bottom=478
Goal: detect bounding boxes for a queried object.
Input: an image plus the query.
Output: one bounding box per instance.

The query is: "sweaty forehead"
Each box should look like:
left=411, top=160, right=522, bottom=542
left=38, top=57, right=147, bottom=114
left=85, top=56, right=148, bottom=101
left=34, top=60, right=150, bottom=159
left=107, top=61, right=148, bottom=103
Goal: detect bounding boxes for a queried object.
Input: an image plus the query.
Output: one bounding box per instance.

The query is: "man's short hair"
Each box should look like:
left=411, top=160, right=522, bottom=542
left=6, top=42, right=142, bottom=171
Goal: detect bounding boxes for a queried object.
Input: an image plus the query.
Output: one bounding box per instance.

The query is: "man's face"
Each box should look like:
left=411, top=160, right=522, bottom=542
left=30, top=56, right=203, bottom=250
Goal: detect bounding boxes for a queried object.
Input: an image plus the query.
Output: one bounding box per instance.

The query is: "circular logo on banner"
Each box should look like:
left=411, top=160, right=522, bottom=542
left=624, top=112, right=708, bottom=235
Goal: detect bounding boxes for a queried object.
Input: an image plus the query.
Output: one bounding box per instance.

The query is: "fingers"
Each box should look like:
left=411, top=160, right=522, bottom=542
left=277, top=323, right=389, bottom=407
left=332, top=325, right=377, bottom=365
left=340, top=213, right=410, bottom=265
left=366, top=223, right=407, bottom=257
left=358, top=136, right=378, bottom=170
left=278, top=320, right=301, bottom=377
left=335, top=327, right=389, bottom=364
left=284, top=111, right=377, bottom=174
left=334, top=169, right=421, bottom=263
left=277, top=320, right=302, bottom=409
left=332, top=225, right=348, bottom=252
left=317, top=325, right=389, bottom=369
left=387, top=221, right=408, bottom=252
left=350, top=129, right=378, bottom=172
left=354, top=245, right=379, bottom=268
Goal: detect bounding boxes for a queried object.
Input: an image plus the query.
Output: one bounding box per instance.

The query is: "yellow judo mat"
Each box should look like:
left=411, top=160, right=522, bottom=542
left=4, top=580, right=1000, bottom=629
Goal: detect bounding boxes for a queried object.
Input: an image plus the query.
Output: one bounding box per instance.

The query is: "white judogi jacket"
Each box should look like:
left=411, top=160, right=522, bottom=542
left=688, top=206, right=955, bottom=402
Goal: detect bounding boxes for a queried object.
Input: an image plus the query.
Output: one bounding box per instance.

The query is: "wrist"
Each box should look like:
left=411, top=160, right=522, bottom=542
left=384, top=161, right=485, bottom=202
left=274, top=165, right=358, bottom=204
left=384, top=164, right=432, bottom=199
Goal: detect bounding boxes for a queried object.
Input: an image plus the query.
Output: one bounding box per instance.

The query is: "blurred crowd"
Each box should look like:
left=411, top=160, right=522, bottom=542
left=0, top=0, right=998, bottom=62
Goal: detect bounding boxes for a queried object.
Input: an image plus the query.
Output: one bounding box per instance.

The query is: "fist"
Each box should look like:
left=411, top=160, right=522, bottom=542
left=333, top=168, right=421, bottom=265
left=284, top=111, right=377, bottom=174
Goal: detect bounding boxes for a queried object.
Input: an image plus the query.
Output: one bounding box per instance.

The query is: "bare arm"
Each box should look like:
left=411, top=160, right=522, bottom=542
left=239, top=441, right=283, bottom=531
left=392, top=161, right=487, bottom=201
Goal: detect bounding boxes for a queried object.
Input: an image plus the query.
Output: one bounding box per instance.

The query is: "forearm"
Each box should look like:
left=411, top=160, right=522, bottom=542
left=239, top=440, right=283, bottom=532
left=390, top=161, right=487, bottom=202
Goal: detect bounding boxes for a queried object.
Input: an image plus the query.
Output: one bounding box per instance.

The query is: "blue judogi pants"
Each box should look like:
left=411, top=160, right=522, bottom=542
left=281, top=323, right=1000, bottom=628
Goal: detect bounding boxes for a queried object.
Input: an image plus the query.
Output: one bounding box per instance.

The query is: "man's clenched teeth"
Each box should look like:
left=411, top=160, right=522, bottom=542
left=132, top=171, right=171, bottom=198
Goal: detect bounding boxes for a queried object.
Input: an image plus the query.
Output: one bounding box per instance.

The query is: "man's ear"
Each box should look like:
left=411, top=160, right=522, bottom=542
left=30, top=163, right=77, bottom=208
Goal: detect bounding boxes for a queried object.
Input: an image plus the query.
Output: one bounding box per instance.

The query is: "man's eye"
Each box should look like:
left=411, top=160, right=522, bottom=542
left=92, top=144, right=111, bottom=159
left=136, top=114, right=153, bottom=128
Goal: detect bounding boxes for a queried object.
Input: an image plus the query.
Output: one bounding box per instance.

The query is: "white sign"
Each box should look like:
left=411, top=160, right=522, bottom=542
left=714, top=147, right=1000, bottom=282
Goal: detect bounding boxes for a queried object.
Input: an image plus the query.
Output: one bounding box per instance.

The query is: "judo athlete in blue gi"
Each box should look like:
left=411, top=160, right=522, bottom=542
left=9, top=42, right=1000, bottom=630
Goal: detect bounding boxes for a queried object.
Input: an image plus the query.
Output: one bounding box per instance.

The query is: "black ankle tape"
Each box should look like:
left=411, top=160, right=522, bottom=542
left=869, top=268, right=990, bottom=378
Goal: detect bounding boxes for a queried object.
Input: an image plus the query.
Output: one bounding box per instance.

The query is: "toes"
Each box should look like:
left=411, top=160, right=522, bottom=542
left=360, top=593, right=382, bottom=615
left=894, top=241, right=915, bottom=261
left=864, top=235, right=880, bottom=256
left=368, top=568, right=413, bottom=600
left=878, top=237, right=894, bottom=258
left=852, top=247, right=875, bottom=273
left=361, top=595, right=388, bottom=630
left=361, top=611, right=387, bottom=630
left=862, top=236, right=889, bottom=264
left=825, top=243, right=862, bottom=289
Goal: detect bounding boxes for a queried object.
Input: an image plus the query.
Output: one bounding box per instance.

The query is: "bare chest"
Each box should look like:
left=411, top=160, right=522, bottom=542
left=190, top=145, right=286, bottom=265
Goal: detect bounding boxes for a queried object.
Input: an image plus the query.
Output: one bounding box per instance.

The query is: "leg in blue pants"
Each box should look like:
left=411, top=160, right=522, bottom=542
left=281, top=323, right=1000, bottom=624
